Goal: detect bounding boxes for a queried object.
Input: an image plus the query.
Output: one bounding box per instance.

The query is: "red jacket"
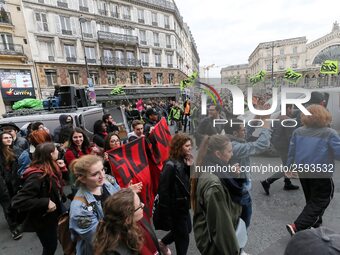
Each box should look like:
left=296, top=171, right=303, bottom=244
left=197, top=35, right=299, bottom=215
left=64, top=147, right=92, bottom=166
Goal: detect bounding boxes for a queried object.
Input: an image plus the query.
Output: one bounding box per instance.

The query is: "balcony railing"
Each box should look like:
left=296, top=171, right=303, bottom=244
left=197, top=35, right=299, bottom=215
left=0, top=43, right=24, bottom=55
left=48, top=56, right=55, bottom=61
left=166, top=44, right=172, bottom=48
left=98, top=31, right=138, bottom=45
left=57, top=1, right=68, bottom=8
left=154, top=42, right=160, bottom=47
left=87, top=58, right=97, bottom=64
left=111, top=12, right=119, bottom=18
left=152, top=22, right=158, bottom=26
left=165, top=24, right=170, bottom=29
left=142, top=62, right=149, bottom=66
left=155, top=63, right=161, bottom=67
left=101, top=56, right=141, bottom=67
left=66, top=56, right=77, bottom=62
left=167, top=64, right=173, bottom=68
left=138, top=18, right=145, bottom=23
left=98, top=9, right=107, bottom=16
left=123, top=14, right=131, bottom=20
left=0, top=12, right=12, bottom=25
left=79, top=6, right=89, bottom=12
left=62, top=29, right=72, bottom=35
left=83, top=33, right=93, bottom=38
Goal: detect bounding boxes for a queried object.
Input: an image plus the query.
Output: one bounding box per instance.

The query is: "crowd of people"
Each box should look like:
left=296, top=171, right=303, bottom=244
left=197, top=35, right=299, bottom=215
left=0, top=93, right=340, bottom=255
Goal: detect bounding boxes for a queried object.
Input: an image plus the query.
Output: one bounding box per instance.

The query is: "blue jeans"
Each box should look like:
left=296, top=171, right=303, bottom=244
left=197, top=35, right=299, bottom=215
left=241, top=196, right=252, bottom=228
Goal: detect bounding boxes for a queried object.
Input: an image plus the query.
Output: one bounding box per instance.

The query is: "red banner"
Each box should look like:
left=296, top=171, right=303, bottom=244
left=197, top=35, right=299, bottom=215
left=108, top=137, right=154, bottom=217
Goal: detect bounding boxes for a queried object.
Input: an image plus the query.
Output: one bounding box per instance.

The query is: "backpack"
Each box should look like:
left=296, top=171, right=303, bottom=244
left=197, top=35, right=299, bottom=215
left=57, top=196, right=87, bottom=255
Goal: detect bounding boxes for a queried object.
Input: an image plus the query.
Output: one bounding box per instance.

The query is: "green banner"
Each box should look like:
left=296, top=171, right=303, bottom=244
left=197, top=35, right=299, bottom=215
left=110, top=85, right=125, bottom=95
left=284, top=68, right=302, bottom=84
left=320, top=60, right=338, bottom=74
left=249, top=70, right=266, bottom=85
left=180, top=71, right=198, bottom=90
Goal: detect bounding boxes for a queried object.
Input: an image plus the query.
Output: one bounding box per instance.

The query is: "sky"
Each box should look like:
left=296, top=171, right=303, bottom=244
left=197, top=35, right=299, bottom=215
left=175, top=0, right=340, bottom=78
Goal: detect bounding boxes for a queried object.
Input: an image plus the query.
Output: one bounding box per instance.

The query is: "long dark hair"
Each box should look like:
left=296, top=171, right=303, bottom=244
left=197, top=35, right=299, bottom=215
left=104, top=133, right=120, bottom=151
left=169, top=133, right=192, bottom=161
left=30, top=142, right=59, bottom=178
left=191, top=135, right=231, bottom=212
left=68, top=127, right=90, bottom=154
left=0, top=131, right=16, bottom=167
left=93, top=189, right=144, bottom=255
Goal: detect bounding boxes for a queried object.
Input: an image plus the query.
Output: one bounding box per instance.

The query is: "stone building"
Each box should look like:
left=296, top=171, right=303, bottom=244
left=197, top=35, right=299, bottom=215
left=0, top=0, right=39, bottom=114
left=21, top=0, right=200, bottom=102
left=221, top=22, right=340, bottom=88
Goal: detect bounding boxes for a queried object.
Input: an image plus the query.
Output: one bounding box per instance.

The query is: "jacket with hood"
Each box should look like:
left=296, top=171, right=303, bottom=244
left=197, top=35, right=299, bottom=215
left=92, top=121, right=107, bottom=148
left=11, top=165, right=64, bottom=232
left=53, top=115, right=73, bottom=143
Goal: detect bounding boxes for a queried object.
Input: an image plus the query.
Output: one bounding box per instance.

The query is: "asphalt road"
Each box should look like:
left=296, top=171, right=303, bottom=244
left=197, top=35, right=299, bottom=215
left=1, top=156, right=340, bottom=255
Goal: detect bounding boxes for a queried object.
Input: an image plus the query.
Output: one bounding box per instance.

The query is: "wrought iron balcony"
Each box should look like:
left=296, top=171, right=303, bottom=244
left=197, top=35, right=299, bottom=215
left=0, top=43, right=24, bottom=55
left=57, top=1, right=68, bottom=8
left=79, top=6, right=89, bottom=12
left=140, top=40, right=147, bottom=45
left=152, top=22, right=158, bottom=26
left=155, top=63, right=161, bottom=67
left=111, top=12, right=119, bottom=18
left=142, top=62, right=149, bottom=66
left=98, top=31, right=138, bottom=45
left=83, top=33, right=93, bottom=38
left=138, top=18, right=145, bottom=23
left=98, top=9, right=107, bottom=16
left=48, top=56, right=55, bottom=61
left=165, top=24, right=170, bottom=29
left=62, top=29, right=72, bottom=35
left=101, top=56, right=141, bottom=67
left=0, top=12, right=12, bottom=25
left=123, top=14, right=131, bottom=20
left=66, top=56, right=77, bottom=62
left=154, top=42, right=160, bottom=47
left=87, top=58, right=97, bottom=64
left=167, top=64, right=173, bottom=68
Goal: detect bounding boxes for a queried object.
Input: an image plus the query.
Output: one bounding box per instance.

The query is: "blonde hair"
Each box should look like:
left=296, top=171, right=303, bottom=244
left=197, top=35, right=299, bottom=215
left=69, top=154, right=103, bottom=186
left=301, top=104, right=332, bottom=128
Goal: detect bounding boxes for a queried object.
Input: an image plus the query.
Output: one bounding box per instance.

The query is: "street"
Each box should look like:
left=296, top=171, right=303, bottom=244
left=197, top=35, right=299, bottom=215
left=1, top=156, right=340, bottom=255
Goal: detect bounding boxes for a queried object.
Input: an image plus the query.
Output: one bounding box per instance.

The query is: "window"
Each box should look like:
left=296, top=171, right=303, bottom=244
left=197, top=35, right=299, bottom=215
left=85, top=47, right=96, bottom=62
left=291, top=57, right=298, bottom=68
left=130, top=72, right=137, bottom=84
left=60, top=16, right=71, bottom=35
left=89, top=72, right=99, bottom=85
left=266, top=49, right=272, bottom=57
left=138, top=9, right=144, bottom=23
left=144, top=73, right=151, bottom=85
left=64, top=44, right=76, bottom=62
left=152, top=12, right=158, bottom=25
left=280, top=48, right=284, bottom=55
left=45, top=70, right=57, bottom=87
left=100, top=23, right=109, bottom=32
left=115, top=50, right=124, bottom=65
left=126, top=51, right=135, bottom=65
left=98, top=1, right=107, bottom=15
left=279, top=59, right=285, bottom=69
left=110, top=3, right=119, bottom=18
left=103, top=49, right=113, bottom=59
left=157, top=73, right=163, bottom=84
left=40, top=41, right=55, bottom=61
left=164, top=15, right=170, bottom=28
left=154, top=53, right=161, bottom=67
left=38, top=0, right=44, bottom=3
left=166, top=35, right=171, bottom=48
left=293, top=46, right=298, bottom=54
left=153, top=32, right=159, bottom=46
left=69, top=71, right=79, bottom=84
left=124, top=28, right=132, bottom=36
left=35, top=13, right=48, bottom=32
left=81, top=21, right=93, bottom=38
left=139, top=30, right=146, bottom=45
left=141, top=52, right=149, bottom=66
left=57, top=0, right=68, bottom=8
left=0, top=33, right=14, bottom=50
left=122, top=6, right=131, bottom=20
left=79, top=0, right=89, bottom=12
left=167, top=54, right=173, bottom=67
left=168, top=73, right=174, bottom=84
left=107, top=71, right=116, bottom=85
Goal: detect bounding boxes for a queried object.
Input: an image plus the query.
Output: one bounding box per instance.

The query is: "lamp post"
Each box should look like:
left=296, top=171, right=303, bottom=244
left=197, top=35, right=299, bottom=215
left=79, top=15, right=96, bottom=105
left=271, top=41, right=274, bottom=87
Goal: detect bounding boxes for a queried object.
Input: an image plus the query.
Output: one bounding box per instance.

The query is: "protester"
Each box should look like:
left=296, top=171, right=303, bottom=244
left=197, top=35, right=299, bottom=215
left=128, top=120, right=144, bottom=142
left=156, top=133, right=193, bottom=255
left=53, top=115, right=73, bottom=144
left=191, top=135, right=242, bottom=255
left=69, top=155, right=142, bottom=255
left=168, top=103, right=183, bottom=134
left=0, top=131, right=22, bottom=240
left=144, top=108, right=159, bottom=136
left=260, top=104, right=299, bottom=195
left=93, top=188, right=145, bottom=255
left=92, top=120, right=108, bottom=148
left=183, top=99, right=191, bottom=133
left=0, top=122, right=29, bottom=153
left=103, top=133, right=122, bottom=175
left=64, top=128, right=100, bottom=166
left=226, top=119, right=272, bottom=229
left=12, top=142, right=66, bottom=254
left=286, top=105, right=340, bottom=235
left=102, top=114, right=119, bottom=134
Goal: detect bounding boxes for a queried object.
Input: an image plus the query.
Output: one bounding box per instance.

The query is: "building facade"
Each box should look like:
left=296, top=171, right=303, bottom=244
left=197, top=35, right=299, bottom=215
left=21, top=0, right=200, bottom=102
left=221, top=22, right=340, bottom=88
left=0, top=0, right=39, bottom=114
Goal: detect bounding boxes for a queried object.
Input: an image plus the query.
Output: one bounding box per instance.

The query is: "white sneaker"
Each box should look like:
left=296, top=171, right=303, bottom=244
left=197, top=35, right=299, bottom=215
left=158, top=239, right=171, bottom=255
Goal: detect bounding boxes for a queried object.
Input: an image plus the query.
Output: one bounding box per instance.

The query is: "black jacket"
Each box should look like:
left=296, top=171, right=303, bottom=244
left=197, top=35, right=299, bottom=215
left=12, top=172, right=63, bottom=232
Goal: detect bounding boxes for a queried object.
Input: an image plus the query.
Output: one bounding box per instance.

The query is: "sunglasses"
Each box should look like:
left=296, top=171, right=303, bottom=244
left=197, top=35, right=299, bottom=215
left=134, top=202, right=144, bottom=212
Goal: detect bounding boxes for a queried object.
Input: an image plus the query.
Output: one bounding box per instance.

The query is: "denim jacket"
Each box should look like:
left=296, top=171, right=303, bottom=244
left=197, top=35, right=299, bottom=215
left=69, top=175, right=120, bottom=255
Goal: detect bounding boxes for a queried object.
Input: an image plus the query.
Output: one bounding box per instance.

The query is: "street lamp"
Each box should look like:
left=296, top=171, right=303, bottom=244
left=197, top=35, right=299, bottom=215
left=271, top=41, right=274, bottom=87
left=79, top=15, right=96, bottom=105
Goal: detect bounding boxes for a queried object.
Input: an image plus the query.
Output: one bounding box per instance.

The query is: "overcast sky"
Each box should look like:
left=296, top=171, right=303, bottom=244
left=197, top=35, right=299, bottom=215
left=175, top=0, right=340, bottom=78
